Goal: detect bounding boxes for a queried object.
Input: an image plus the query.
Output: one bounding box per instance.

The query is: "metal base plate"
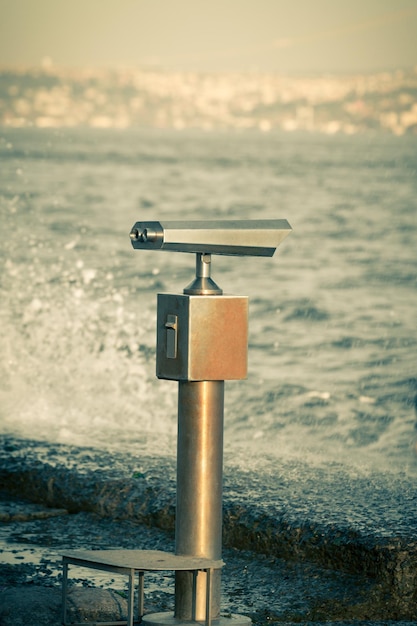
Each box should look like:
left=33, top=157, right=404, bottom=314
left=143, top=612, right=251, bottom=626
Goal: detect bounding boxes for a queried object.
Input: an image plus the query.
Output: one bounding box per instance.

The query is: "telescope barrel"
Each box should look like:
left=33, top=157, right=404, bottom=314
left=130, top=219, right=291, bottom=257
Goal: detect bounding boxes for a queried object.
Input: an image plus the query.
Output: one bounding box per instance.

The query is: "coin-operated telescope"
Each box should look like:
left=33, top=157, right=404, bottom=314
left=130, top=219, right=291, bottom=256
left=130, top=219, right=291, bottom=626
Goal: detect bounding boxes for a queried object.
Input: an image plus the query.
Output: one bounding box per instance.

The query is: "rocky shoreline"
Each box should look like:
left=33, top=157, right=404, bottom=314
left=1, top=435, right=417, bottom=623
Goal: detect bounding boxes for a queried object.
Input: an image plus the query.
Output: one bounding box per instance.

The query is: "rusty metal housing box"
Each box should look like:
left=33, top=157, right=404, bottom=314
left=156, top=293, right=248, bottom=381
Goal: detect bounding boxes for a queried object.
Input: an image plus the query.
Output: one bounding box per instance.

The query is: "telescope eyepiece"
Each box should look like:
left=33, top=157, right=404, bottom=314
left=130, top=226, right=163, bottom=244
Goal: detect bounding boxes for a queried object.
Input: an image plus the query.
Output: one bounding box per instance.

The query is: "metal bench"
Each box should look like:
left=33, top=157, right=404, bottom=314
left=62, top=549, right=224, bottom=626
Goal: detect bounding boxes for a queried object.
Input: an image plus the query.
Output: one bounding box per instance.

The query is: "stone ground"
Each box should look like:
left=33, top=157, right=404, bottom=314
left=0, top=493, right=415, bottom=626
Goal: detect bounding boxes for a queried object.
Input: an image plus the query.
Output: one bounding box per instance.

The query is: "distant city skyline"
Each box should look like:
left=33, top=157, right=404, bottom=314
left=2, top=63, right=417, bottom=135
left=1, top=0, right=417, bottom=74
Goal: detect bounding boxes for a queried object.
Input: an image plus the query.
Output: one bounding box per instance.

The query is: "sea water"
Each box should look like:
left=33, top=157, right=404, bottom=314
left=0, top=128, right=416, bottom=476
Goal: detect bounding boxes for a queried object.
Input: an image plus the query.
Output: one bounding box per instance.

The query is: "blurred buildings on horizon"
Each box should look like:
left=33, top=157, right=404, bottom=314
left=1, top=64, right=417, bottom=135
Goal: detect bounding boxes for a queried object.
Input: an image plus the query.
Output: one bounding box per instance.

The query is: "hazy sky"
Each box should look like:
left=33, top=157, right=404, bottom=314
left=1, top=0, right=416, bottom=73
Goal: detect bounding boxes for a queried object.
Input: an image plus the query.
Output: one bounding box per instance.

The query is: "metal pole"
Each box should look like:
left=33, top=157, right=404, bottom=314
left=175, top=380, right=224, bottom=621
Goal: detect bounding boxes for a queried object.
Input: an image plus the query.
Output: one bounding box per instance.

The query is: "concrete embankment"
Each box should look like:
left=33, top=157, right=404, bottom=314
left=1, top=435, right=417, bottom=620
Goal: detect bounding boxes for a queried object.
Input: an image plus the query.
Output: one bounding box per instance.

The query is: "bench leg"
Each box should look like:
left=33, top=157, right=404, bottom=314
left=190, top=570, right=198, bottom=621
left=127, top=569, right=135, bottom=626
left=138, top=571, right=144, bottom=622
left=205, top=569, right=213, bottom=626
left=62, top=561, right=69, bottom=626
